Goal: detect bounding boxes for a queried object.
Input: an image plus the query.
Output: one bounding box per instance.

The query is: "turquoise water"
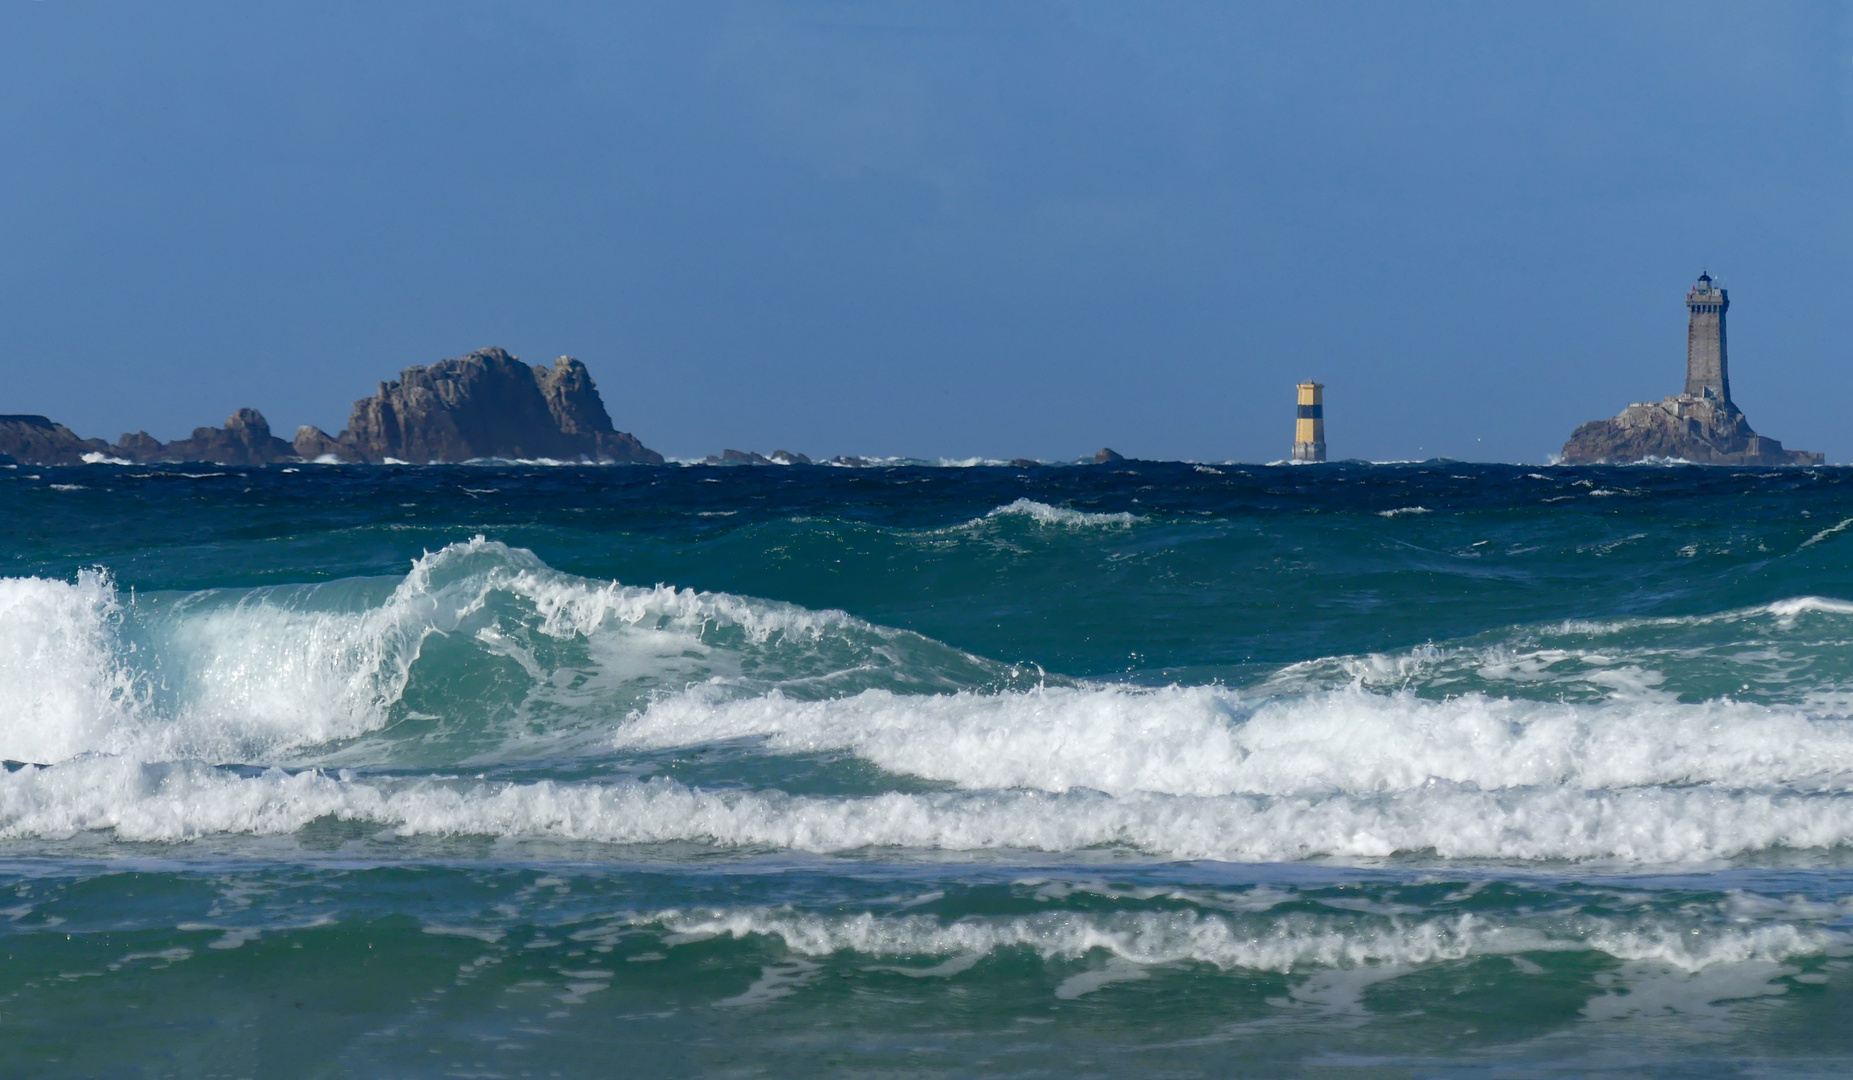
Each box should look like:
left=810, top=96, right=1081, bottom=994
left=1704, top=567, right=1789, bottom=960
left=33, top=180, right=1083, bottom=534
left=6, top=460, right=1853, bottom=1077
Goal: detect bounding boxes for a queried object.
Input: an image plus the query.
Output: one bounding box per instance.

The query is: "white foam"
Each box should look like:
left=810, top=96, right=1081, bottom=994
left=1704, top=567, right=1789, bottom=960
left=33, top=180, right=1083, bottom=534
left=0, top=539, right=891, bottom=765
left=622, top=907, right=1833, bottom=975
left=0, top=571, right=143, bottom=763
left=15, top=758, right=1853, bottom=862
left=617, top=683, right=1853, bottom=797
left=981, top=499, right=1140, bottom=528
left=1581, top=960, right=1796, bottom=1021
left=1055, top=958, right=1149, bottom=997
left=1385, top=595, right=1853, bottom=641
left=1377, top=506, right=1431, bottom=517
left=713, top=959, right=818, bottom=1005
left=1765, top=596, right=1853, bottom=618
left=79, top=453, right=133, bottom=466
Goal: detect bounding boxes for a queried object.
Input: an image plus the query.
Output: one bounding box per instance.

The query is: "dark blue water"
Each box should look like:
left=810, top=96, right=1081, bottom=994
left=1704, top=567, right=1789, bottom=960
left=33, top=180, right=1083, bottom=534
left=6, top=460, right=1853, bottom=1077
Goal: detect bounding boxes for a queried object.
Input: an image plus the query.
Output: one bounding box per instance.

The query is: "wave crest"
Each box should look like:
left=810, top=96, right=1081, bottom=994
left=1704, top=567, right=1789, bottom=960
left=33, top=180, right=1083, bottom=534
left=13, top=758, right=1853, bottom=862
left=617, top=683, right=1853, bottom=796
left=0, top=538, right=1001, bottom=766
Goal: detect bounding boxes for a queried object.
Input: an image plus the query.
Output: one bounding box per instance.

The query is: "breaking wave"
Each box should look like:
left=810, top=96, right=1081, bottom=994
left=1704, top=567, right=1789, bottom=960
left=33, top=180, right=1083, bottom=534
left=980, top=499, right=1141, bottom=528
left=0, top=538, right=1004, bottom=766
left=12, top=757, right=1853, bottom=862
left=8, top=540, right=1853, bottom=865
left=615, top=683, right=1853, bottom=797
left=619, top=906, right=1835, bottom=975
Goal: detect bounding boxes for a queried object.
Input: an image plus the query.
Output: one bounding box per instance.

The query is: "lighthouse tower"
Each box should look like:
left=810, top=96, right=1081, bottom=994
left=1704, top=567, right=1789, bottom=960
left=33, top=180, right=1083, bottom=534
left=1292, top=382, right=1326, bottom=462
left=1685, top=271, right=1731, bottom=403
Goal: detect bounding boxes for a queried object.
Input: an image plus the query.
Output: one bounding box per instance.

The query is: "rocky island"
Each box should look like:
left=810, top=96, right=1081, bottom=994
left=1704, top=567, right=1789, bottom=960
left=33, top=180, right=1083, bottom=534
left=1561, top=273, right=1821, bottom=466
left=1, top=348, right=661, bottom=466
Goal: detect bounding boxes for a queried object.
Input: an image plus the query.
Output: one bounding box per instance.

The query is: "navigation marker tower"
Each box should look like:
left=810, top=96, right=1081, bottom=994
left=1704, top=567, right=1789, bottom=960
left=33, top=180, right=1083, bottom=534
left=1293, top=382, right=1326, bottom=462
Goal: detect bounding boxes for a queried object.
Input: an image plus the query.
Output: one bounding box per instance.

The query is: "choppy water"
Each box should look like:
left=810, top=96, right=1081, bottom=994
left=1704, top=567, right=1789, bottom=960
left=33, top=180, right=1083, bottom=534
left=6, top=460, right=1853, bottom=1077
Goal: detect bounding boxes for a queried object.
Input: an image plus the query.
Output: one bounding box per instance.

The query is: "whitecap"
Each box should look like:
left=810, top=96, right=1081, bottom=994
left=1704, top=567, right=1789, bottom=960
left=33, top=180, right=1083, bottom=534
left=13, top=759, right=1853, bottom=863
left=617, top=682, right=1853, bottom=798
left=981, top=499, right=1140, bottom=528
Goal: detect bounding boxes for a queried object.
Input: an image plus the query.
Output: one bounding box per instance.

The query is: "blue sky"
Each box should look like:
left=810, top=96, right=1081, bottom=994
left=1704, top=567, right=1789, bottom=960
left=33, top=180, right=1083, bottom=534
left=3, top=2, right=1849, bottom=462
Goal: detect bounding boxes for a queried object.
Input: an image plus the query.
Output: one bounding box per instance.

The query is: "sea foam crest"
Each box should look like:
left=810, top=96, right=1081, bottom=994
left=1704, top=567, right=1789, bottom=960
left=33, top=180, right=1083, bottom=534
left=626, top=907, right=1833, bottom=975
left=0, top=570, right=142, bottom=763
left=14, top=758, right=1853, bottom=862
left=981, top=499, right=1140, bottom=528
left=0, top=538, right=906, bottom=765
left=617, top=684, right=1853, bottom=796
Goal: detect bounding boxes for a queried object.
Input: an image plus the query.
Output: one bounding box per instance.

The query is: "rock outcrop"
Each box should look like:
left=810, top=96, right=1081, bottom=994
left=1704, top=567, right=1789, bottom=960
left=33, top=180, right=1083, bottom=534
left=114, top=409, right=297, bottom=466
left=710, top=449, right=775, bottom=465
left=1093, top=447, right=1125, bottom=464
left=4, top=409, right=298, bottom=466
left=1561, top=395, right=1822, bottom=466
left=0, top=415, right=111, bottom=466
left=301, top=348, right=661, bottom=463
left=702, top=449, right=817, bottom=465
left=291, top=425, right=347, bottom=462
left=4, top=348, right=660, bottom=466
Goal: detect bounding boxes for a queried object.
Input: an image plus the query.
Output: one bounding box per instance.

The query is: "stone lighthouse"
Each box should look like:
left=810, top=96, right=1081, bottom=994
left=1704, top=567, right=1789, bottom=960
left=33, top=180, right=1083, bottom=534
left=1685, top=271, right=1730, bottom=402
left=1559, top=271, right=1821, bottom=465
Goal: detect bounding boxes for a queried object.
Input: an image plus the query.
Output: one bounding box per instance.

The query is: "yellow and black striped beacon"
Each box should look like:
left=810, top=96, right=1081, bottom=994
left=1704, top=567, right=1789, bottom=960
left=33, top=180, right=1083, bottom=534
left=1292, top=381, right=1326, bottom=462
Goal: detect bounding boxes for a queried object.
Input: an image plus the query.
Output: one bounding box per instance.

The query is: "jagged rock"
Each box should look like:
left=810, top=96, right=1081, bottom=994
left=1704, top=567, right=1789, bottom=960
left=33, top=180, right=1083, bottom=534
left=0, top=415, right=111, bottom=466
left=4, top=349, right=659, bottom=467
left=293, top=426, right=350, bottom=462
left=1093, top=447, right=1125, bottom=464
left=116, top=408, right=297, bottom=465
left=768, top=450, right=812, bottom=465
left=1008, top=458, right=1039, bottom=468
left=1562, top=396, right=1822, bottom=466
left=113, top=432, right=164, bottom=460
left=328, top=348, right=662, bottom=463
left=827, top=455, right=872, bottom=467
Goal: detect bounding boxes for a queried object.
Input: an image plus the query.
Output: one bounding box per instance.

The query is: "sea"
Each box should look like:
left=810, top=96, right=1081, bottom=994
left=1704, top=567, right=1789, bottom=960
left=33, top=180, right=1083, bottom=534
left=5, top=458, right=1853, bottom=1078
